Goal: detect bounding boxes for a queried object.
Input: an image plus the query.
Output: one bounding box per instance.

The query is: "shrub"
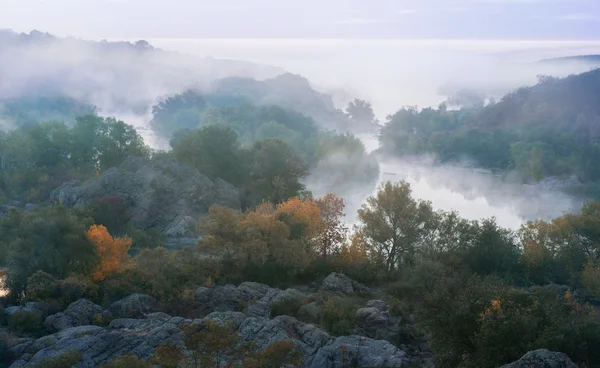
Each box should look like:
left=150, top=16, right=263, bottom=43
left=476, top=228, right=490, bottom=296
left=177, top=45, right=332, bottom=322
left=57, top=275, right=99, bottom=306
left=271, top=297, right=305, bottom=318
left=25, top=270, right=57, bottom=302
left=36, top=351, right=83, bottom=368
left=100, top=354, right=152, bottom=368
left=320, top=297, right=356, bottom=336
left=8, top=310, right=44, bottom=336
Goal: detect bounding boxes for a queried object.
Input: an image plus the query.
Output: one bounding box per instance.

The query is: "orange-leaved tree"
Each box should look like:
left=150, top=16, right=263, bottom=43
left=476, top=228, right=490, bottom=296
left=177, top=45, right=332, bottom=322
left=86, top=224, right=132, bottom=281
left=315, top=193, right=347, bottom=258
left=276, top=197, right=321, bottom=240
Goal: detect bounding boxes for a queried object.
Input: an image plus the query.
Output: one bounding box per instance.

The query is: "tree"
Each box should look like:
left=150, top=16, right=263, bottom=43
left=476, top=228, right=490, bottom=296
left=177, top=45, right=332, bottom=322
left=2, top=206, right=96, bottom=298
left=345, top=98, right=378, bottom=129
left=248, top=139, right=309, bottom=205
left=357, top=181, right=436, bottom=272
left=314, top=194, right=347, bottom=258
left=86, top=225, right=132, bottom=281
left=276, top=197, right=321, bottom=241
left=171, top=124, right=247, bottom=185
left=150, top=90, right=207, bottom=138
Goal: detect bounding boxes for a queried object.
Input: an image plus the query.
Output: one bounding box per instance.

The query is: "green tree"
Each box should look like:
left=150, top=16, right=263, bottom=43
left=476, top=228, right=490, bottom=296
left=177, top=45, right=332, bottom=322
left=1, top=206, right=96, bottom=298
left=357, top=181, right=437, bottom=272
left=171, top=124, right=247, bottom=185
left=248, top=139, right=309, bottom=205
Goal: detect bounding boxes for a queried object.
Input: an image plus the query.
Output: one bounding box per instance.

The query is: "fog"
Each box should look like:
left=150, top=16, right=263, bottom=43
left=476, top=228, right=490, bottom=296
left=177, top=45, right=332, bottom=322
left=2, top=32, right=599, bottom=228
left=147, top=38, right=600, bottom=117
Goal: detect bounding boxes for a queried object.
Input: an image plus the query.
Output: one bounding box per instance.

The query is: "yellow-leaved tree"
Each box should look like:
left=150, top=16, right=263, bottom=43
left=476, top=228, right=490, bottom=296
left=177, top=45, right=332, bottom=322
left=86, top=225, right=132, bottom=281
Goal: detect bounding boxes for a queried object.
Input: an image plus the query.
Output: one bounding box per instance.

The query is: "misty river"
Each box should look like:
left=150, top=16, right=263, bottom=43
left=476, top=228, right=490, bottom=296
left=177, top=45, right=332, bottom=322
left=343, top=134, right=582, bottom=230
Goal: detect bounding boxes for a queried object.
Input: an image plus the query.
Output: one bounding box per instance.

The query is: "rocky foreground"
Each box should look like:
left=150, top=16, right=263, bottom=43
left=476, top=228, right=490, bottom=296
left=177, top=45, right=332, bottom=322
left=2, top=273, right=579, bottom=368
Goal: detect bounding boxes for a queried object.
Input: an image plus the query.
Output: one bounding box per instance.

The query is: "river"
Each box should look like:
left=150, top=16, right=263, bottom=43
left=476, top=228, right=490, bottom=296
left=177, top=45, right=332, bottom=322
left=341, top=134, right=582, bottom=229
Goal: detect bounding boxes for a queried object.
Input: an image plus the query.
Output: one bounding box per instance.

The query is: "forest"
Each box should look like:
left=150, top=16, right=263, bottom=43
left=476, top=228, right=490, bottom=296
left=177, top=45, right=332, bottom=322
left=1, top=34, right=600, bottom=368
left=380, top=70, right=600, bottom=196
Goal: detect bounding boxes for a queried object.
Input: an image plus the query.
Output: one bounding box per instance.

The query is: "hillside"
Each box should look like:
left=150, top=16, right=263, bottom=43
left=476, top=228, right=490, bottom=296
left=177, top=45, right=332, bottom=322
left=380, top=68, right=600, bottom=187
left=0, top=30, right=284, bottom=114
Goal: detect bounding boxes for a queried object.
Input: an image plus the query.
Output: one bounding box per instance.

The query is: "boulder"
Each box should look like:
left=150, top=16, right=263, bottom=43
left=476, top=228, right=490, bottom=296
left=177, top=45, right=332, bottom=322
left=268, top=288, right=306, bottom=306
left=501, top=349, right=578, bottom=368
left=109, top=294, right=158, bottom=318
left=45, top=299, right=110, bottom=331
left=4, top=302, right=50, bottom=326
left=48, top=157, right=241, bottom=235
left=320, top=273, right=372, bottom=295
left=297, top=302, right=322, bottom=324
left=10, top=311, right=414, bottom=368
left=309, top=335, right=411, bottom=368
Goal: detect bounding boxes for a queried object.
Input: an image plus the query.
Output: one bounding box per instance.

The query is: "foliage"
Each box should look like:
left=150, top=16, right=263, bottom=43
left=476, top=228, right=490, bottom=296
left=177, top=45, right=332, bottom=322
left=100, top=354, right=152, bottom=368
left=8, top=310, right=45, bottom=336
left=36, top=351, right=83, bottom=368
left=183, top=320, right=251, bottom=368
left=247, top=139, right=309, bottom=205
left=86, top=225, right=132, bottom=281
left=241, top=340, right=304, bottom=368
left=314, top=194, right=347, bottom=258
left=171, top=124, right=247, bottom=185
left=0, top=116, right=149, bottom=202
left=419, top=272, right=600, bottom=368
left=320, top=297, right=357, bottom=336
left=357, top=181, right=437, bottom=272
left=1, top=206, right=96, bottom=298
left=380, top=69, right=600, bottom=185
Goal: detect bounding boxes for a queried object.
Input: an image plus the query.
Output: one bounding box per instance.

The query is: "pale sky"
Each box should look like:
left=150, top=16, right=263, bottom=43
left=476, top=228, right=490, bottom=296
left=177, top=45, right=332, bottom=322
left=0, top=0, right=598, bottom=40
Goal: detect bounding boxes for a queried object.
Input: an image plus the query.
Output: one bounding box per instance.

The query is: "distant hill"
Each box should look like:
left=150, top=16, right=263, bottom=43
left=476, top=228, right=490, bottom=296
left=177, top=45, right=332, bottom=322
left=0, top=30, right=285, bottom=114
left=539, top=54, right=600, bottom=65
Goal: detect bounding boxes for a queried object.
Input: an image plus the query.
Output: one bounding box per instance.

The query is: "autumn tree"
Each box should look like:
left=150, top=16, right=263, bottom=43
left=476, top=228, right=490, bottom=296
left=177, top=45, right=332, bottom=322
left=314, top=194, right=347, bottom=258
left=183, top=321, right=251, bottom=368
left=87, top=225, right=132, bottom=281
left=276, top=196, right=321, bottom=241
left=357, top=181, right=436, bottom=272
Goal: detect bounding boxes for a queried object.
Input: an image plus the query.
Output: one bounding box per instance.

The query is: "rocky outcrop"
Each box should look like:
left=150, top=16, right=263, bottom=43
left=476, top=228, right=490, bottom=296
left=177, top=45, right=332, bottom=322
left=4, top=302, right=51, bottom=326
left=109, top=294, right=159, bottom=318
left=48, top=157, right=241, bottom=235
left=501, top=349, right=578, bottom=368
left=309, top=335, right=410, bottom=368
left=320, top=273, right=373, bottom=295
left=44, top=299, right=110, bottom=331
left=9, top=311, right=415, bottom=368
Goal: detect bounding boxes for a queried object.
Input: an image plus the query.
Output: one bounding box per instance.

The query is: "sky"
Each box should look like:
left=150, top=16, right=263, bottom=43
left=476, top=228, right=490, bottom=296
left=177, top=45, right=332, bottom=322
left=0, top=0, right=599, bottom=40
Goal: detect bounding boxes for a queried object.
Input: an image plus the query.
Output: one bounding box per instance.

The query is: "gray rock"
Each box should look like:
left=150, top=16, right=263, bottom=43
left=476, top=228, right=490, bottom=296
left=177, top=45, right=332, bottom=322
left=309, top=335, right=412, bottom=368
left=268, top=288, right=306, bottom=306
left=237, top=282, right=272, bottom=301
left=247, top=301, right=270, bottom=319
left=501, top=349, right=578, bottom=368
left=45, top=299, right=110, bottom=331
left=203, top=311, right=248, bottom=328
left=211, top=284, right=245, bottom=312
left=194, top=286, right=213, bottom=304
left=24, top=203, right=39, bottom=211
left=297, top=302, right=322, bottom=324
left=4, top=303, right=48, bottom=326
left=320, top=273, right=372, bottom=295
left=8, top=317, right=185, bottom=368
left=48, top=157, right=241, bottom=235
left=109, top=294, right=158, bottom=318
left=10, top=311, right=413, bottom=368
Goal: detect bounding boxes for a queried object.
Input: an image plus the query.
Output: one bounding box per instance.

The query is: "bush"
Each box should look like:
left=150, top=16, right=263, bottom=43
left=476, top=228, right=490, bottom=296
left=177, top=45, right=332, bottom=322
left=37, top=351, right=83, bottom=368
left=100, top=354, right=152, bottom=368
left=320, top=297, right=356, bottom=336
left=8, top=310, right=44, bottom=336
left=57, top=275, right=99, bottom=306
left=25, top=270, right=57, bottom=302
left=271, top=297, right=305, bottom=318
left=419, top=272, right=600, bottom=368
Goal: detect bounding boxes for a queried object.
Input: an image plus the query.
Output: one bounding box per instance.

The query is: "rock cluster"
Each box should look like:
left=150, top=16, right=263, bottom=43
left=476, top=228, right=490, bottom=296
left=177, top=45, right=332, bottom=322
left=48, top=156, right=241, bottom=235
